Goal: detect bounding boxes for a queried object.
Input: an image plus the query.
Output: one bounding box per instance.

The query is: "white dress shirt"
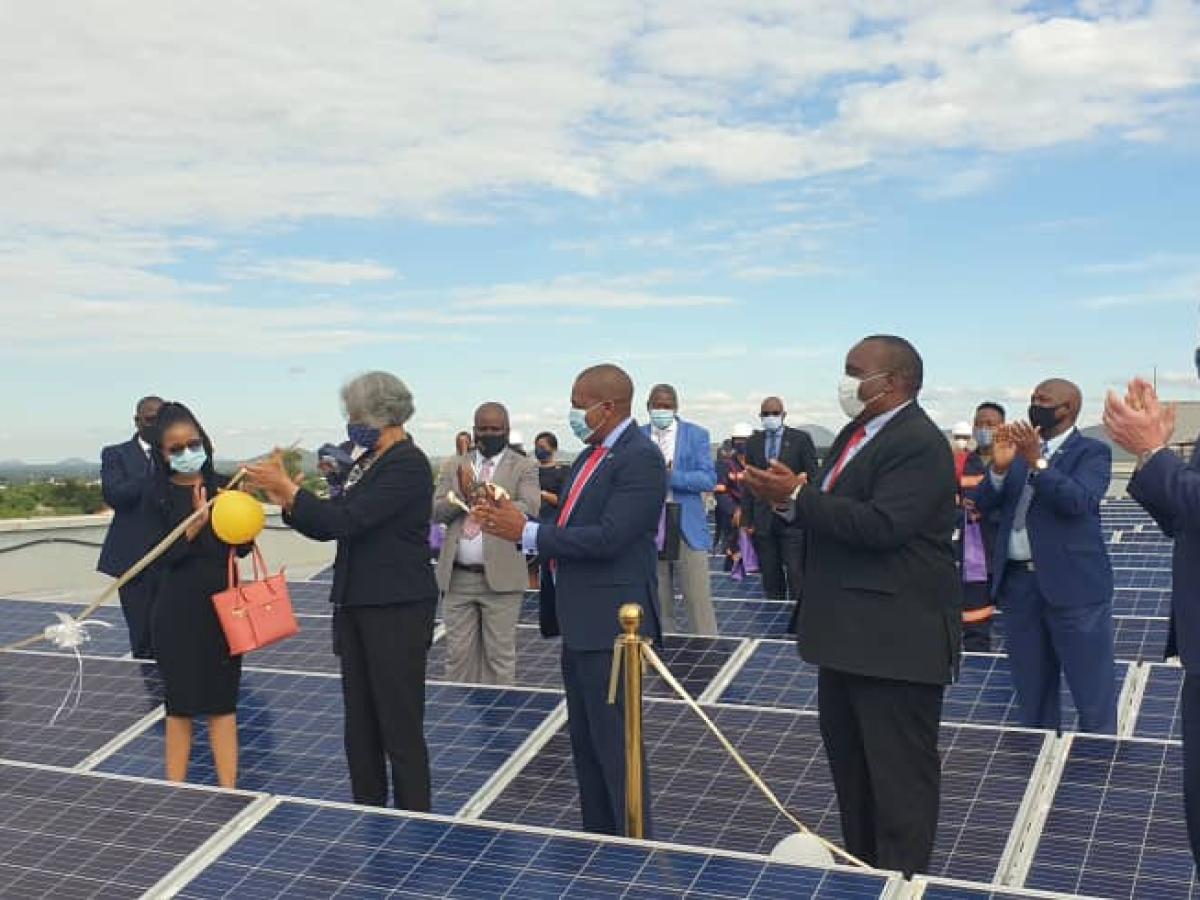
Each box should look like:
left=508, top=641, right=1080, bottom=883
left=651, top=419, right=677, bottom=500
left=819, top=402, right=913, bottom=492
left=456, top=449, right=504, bottom=566
left=991, top=427, right=1076, bottom=561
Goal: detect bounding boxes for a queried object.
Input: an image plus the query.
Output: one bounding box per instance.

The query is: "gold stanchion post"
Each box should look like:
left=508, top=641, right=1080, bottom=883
left=618, top=603, right=646, bottom=839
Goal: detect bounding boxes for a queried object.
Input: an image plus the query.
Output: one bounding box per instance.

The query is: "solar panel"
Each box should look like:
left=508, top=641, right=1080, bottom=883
left=0, top=598, right=130, bottom=657
left=284, top=579, right=334, bottom=616
left=709, top=574, right=770, bottom=601
left=519, top=593, right=793, bottom=640
left=1133, top=664, right=1185, bottom=742
left=916, top=879, right=1092, bottom=899
left=1113, top=567, right=1172, bottom=590
left=1107, top=551, right=1175, bottom=568
left=95, top=671, right=562, bottom=816
left=718, top=644, right=1127, bottom=733
left=176, top=800, right=897, bottom=899
left=1112, top=587, right=1173, bottom=617
left=1024, top=736, right=1199, bottom=899
left=483, top=700, right=1050, bottom=884
left=1114, top=532, right=1173, bottom=548
left=0, top=651, right=162, bottom=768
left=0, top=761, right=259, bottom=899
left=428, top=625, right=745, bottom=700
left=992, top=616, right=1169, bottom=663
left=243, top=618, right=338, bottom=674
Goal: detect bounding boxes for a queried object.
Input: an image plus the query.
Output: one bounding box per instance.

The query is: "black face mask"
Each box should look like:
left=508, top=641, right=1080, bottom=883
left=476, top=433, right=508, bottom=459
left=137, top=425, right=157, bottom=444
left=732, top=440, right=747, bottom=454
left=1028, top=404, right=1060, bottom=433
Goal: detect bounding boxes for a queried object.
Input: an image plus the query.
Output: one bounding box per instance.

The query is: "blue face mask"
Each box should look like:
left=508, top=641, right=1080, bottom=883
left=169, top=446, right=207, bottom=474
left=760, top=415, right=783, bottom=433
left=569, top=403, right=604, bottom=443
left=535, top=447, right=553, bottom=462
left=973, top=427, right=994, bottom=448
left=649, top=410, right=676, bottom=431
left=347, top=423, right=382, bottom=451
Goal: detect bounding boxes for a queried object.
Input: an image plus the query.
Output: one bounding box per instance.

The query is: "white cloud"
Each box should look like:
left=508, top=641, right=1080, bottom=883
left=451, top=275, right=735, bottom=310
left=228, top=257, right=398, bottom=285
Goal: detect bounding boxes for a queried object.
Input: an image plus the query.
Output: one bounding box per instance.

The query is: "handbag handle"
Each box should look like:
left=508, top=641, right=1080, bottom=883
left=227, top=544, right=272, bottom=590
left=227, top=548, right=240, bottom=589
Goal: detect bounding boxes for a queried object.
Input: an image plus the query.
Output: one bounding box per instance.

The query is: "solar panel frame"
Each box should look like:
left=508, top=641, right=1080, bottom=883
left=1021, top=734, right=1200, bottom=899
left=1132, top=663, right=1185, bottom=743
left=1112, top=587, right=1172, bottom=617
left=991, top=616, right=1170, bottom=664
left=0, top=650, right=164, bottom=769
left=0, top=597, right=131, bottom=657
left=482, top=699, right=1054, bottom=885
left=95, top=671, right=565, bottom=816
left=0, top=759, right=266, bottom=900
left=173, top=797, right=900, bottom=899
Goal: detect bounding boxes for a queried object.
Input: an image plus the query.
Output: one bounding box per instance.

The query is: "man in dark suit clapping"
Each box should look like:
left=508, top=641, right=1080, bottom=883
left=97, top=395, right=163, bottom=659
left=745, top=336, right=959, bottom=877
left=481, top=363, right=666, bottom=838
left=741, top=396, right=819, bottom=603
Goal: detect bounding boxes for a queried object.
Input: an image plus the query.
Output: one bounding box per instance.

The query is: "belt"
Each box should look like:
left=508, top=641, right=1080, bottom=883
left=1006, top=560, right=1036, bottom=572
left=453, top=563, right=486, bottom=574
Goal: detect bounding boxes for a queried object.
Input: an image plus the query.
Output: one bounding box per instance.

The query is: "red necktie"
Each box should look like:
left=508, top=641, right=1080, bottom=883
left=824, top=426, right=867, bottom=492
left=557, top=446, right=609, bottom=526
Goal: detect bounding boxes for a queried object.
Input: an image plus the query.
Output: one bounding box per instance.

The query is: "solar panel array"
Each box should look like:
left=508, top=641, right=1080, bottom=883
left=0, top=495, right=1192, bottom=898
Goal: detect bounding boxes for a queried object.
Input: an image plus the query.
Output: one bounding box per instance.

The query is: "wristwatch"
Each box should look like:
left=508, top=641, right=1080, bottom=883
left=1030, top=458, right=1049, bottom=477
left=788, top=481, right=805, bottom=502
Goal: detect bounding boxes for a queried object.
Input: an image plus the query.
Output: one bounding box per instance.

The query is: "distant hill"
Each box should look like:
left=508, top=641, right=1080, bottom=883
left=0, top=448, right=321, bottom=484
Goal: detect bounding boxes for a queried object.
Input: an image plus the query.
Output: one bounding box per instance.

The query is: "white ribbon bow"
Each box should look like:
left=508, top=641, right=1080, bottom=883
left=42, top=613, right=113, bottom=725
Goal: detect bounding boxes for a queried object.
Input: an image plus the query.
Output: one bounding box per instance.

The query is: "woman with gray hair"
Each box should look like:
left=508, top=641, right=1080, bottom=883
left=248, top=370, right=438, bottom=811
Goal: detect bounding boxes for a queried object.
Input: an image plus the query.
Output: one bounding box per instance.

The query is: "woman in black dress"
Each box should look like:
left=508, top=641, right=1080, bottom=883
left=529, top=431, right=568, bottom=588
left=148, top=402, right=242, bottom=788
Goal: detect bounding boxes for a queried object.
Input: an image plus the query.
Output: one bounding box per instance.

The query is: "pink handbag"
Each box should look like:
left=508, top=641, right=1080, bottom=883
left=211, top=546, right=299, bottom=655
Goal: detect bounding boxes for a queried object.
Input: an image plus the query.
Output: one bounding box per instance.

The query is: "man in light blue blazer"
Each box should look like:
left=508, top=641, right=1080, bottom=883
left=644, top=384, right=718, bottom=635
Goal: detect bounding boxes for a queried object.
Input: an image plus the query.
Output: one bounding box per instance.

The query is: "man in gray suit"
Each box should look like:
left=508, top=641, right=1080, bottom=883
left=434, top=402, right=541, bottom=685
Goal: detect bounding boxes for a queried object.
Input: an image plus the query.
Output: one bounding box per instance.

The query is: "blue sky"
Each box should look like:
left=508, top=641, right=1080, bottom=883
left=2, top=1, right=1199, bottom=461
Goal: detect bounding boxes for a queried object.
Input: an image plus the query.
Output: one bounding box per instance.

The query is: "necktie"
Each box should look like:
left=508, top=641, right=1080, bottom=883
left=824, top=426, right=867, bottom=492
left=557, top=447, right=609, bottom=526
left=768, top=433, right=779, bottom=461
left=462, top=458, right=495, bottom=539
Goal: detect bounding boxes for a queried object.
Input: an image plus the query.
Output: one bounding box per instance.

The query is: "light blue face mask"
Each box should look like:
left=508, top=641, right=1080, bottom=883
left=760, top=415, right=783, bottom=433
left=569, top=405, right=597, bottom=443
left=169, top=446, right=208, bottom=474
left=649, top=409, right=676, bottom=431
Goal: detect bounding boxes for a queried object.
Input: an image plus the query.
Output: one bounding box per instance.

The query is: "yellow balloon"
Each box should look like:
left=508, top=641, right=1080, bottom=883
left=211, top=490, right=266, bottom=545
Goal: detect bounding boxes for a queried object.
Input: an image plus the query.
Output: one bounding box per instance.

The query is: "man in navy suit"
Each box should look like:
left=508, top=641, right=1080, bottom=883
left=481, top=364, right=666, bottom=837
left=1106, top=368, right=1200, bottom=865
left=972, top=379, right=1116, bottom=733
left=644, top=384, right=718, bottom=635
left=97, top=395, right=163, bottom=658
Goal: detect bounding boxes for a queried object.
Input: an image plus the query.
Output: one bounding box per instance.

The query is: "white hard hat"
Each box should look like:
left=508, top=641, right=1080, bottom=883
left=732, top=422, right=754, bottom=439
left=509, top=429, right=525, bottom=446
left=952, top=421, right=972, bottom=438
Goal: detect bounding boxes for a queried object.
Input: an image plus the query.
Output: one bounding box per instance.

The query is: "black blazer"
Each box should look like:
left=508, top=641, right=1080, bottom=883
left=742, top=426, right=819, bottom=533
left=97, top=437, right=160, bottom=577
left=791, top=403, right=960, bottom=685
left=287, top=438, right=438, bottom=608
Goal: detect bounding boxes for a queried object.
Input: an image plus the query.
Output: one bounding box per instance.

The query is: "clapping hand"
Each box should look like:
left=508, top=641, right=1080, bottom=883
left=185, top=482, right=209, bottom=541
left=1104, top=377, right=1176, bottom=455
left=245, top=450, right=303, bottom=509
left=743, top=460, right=806, bottom=505
left=477, top=497, right=527, bottom=542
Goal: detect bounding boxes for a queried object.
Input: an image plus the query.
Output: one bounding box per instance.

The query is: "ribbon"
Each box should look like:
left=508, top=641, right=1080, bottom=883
left=639, top=643, right=869, bottom=869
left=43, top=613, right=114, bottom=724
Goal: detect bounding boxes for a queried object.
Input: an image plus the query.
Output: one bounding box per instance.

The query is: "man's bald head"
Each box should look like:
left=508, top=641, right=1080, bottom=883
left=1032, top=378, right=1082, bottom=431
left=760, top=396, right=785, bottom=417
left=474, top=402, right=509, bottom=429
left=574, top=364, right=634, bottom=412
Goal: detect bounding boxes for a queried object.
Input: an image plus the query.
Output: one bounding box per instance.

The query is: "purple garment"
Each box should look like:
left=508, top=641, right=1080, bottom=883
left=429, top=522, right=445, bottom=552
left=732, top=529, right=760, bottom=581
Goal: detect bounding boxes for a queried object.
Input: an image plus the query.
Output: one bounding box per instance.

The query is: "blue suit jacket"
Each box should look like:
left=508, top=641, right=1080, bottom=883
left=972, top=430, right=1112, bottom=606
left=97, top=437, right=160, bottom=577
left=1129, top=442, right=1200, bottom=668
left=641, top=419, right=716, bottom=551
left=538, top=422, right=667, bottom=652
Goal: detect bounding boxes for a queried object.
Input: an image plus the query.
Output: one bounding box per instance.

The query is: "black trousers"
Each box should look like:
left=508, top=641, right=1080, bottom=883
left=334, top=601, right=436, bottom=810
left=818, top=667, right=944, bottom=877
left=753, top=526, right=805, bottom=602
left=1183, top=672, right=1200, bottom=869
left=960, top=581, right=993, bottom=653
left=561, top=647, right=653, bottom=838
left=118, top=571, right=159, bottom=659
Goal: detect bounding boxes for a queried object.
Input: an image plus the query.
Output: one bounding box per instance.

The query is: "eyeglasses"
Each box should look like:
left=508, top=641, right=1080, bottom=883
left=166, top=439, right=204, bottom=456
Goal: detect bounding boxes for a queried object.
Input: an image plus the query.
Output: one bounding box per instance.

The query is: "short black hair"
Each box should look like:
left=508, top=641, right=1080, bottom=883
left=535, top=431, right=558, bottom=450
left=862, top=335, right=923, bottom=394
left=136, top=395, right=163, bottom=413
left=648, top=383, right=679, bottom=407
left=976, top=401, right=1006, bottom=421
